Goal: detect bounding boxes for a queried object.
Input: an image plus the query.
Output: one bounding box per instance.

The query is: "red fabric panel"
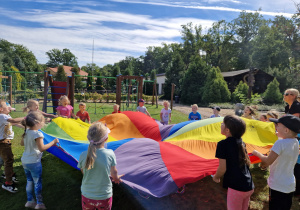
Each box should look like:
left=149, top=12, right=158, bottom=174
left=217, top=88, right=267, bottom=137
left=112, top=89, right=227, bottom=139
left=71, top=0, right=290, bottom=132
left=122, top=111, right=162, bottom=141
left=160, top=142, right=219, bottom=187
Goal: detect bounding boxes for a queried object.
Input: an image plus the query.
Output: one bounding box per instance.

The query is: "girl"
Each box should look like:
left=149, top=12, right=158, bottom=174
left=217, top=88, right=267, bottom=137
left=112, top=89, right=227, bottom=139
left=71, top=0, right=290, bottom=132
left=77, top=122, right=123, bottom=210
left=23, top=99, right=57, bottom=119
left=56, top=95, right=77, bottom=119
left=21, top=112, right=59, bottom=209
left=160, top=100, right=172, bottom=125
left=243, top=106, right=256, bottom=119
left=213, top=115, right=254, bottom=210
left=266, top=110, right=279, bottom=121
left=259, top=113, right=267, bottom=122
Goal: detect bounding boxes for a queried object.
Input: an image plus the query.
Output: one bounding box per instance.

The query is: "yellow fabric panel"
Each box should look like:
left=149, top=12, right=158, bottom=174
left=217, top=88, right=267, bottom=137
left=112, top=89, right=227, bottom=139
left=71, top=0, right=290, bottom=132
left=99, top=113, right=144, bottom=141
left=168, top=139, right=273, bottom=159
left=165, top=118, right=277, bottom=147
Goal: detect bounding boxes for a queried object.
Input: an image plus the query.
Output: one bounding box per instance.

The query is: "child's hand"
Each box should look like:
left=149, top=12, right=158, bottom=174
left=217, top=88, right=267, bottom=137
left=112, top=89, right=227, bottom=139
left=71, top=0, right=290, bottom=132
left=252, top=150, right=259, bottom=156
left=53, top=138, right=59, bottom=145
left=212, top=175, right=220, bottom=183
left=112, top=174, right=124, bottom=184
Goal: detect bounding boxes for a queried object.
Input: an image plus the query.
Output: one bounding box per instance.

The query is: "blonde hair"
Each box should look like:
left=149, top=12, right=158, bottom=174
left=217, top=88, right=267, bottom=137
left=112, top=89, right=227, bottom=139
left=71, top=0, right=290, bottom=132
left=22, top=112, right=45, bottom=140
left=85, top=122, right=108, bottom=170
left=285, top=88, right=300, bottom=102
left=163, top=100, right=170, bottom=107
left=267, top=109, right=279, bottom=119
left=191, top=104, right=198, bottom=109
left=58, top=95, right=70, bottom=106
left=23, top=99, right=38, bottom=113
left=79, top=102, right=86, bottom=107
left=113, top=104, right=119, bottom=109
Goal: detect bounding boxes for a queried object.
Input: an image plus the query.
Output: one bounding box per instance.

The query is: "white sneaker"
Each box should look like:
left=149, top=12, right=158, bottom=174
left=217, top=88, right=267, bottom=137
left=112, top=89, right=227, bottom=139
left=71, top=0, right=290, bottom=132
left=2, top=183, right=18, bottom=193
left=35, top=203, right=47, bottom=209
left=25, top=200, right=36, bottom=208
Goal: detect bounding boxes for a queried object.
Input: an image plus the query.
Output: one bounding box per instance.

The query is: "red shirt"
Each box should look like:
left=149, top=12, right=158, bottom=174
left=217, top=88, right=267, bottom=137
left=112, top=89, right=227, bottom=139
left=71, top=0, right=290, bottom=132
left=112, top=111, right=121, bottom=114
left=76, top=111, right=90, bottom=122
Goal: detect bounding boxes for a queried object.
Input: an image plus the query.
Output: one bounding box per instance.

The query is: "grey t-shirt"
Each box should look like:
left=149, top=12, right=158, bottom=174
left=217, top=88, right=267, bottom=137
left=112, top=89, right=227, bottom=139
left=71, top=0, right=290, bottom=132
left=136, top=106, right=147, bottom=114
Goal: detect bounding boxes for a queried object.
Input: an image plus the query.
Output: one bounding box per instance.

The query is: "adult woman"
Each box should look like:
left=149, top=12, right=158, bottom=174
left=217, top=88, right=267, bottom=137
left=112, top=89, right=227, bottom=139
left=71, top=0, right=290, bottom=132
left=284, top=88, right=300, bottom=117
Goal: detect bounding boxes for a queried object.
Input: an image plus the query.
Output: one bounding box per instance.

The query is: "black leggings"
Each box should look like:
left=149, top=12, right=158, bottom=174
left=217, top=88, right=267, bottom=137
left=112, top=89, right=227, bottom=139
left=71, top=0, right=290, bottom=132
left=269, top=188, right=293, bottom=210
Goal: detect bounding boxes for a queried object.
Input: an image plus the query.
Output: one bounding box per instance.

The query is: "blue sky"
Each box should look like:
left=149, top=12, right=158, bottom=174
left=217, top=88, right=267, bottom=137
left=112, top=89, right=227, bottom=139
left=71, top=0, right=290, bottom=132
left=0, top=0, right=296, bottom=67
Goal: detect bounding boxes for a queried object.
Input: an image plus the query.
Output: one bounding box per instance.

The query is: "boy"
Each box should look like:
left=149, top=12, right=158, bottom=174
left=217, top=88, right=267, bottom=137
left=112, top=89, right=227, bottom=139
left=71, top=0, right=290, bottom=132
left=210, top=106, right=221, bottom=118
left=136, top=99, right=151, bottom=117
left=0, top=100, right=24, bottom=193
left=112, top=104, right=121, bottom=114
left=188, top=104, right=201, bottom=120
left=253, top=115, right=300, bottom=210
left=76, top=103, right=91, bottom=124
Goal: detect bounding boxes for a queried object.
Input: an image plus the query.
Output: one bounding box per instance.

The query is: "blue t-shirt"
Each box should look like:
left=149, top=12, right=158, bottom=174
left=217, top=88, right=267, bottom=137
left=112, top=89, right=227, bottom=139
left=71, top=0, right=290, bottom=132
left=189, top=112, right=201, bottom=120
left=78, top=148, right=117, bottom=200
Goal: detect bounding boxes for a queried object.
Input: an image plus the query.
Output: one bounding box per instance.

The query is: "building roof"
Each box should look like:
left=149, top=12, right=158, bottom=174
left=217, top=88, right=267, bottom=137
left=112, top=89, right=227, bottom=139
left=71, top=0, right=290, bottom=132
left=48, top=66, right=88, bottom=77
left=221, top=69, right=250, bottom=77
left=156, top=73, right=166, bottom=77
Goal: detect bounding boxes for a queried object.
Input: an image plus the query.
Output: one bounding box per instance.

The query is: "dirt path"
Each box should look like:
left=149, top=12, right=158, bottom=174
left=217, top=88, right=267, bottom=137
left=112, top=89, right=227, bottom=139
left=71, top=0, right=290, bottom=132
left=158, top=100, right=235, bottom=119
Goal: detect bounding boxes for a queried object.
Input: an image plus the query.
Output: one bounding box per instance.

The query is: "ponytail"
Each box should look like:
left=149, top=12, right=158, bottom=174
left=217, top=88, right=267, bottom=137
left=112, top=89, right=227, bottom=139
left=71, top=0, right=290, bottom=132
left=237, top=141, right=251, bottom=167
left=84, top=144, right=97, bottom=170
left=23, top=107, right=30, bottom=113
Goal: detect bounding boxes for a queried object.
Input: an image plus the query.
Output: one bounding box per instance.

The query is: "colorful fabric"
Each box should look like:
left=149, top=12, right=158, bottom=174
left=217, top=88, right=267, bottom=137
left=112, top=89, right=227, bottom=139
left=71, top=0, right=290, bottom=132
left=41, top=112, right=277, bottom=198
left=81, top=195, right=112, bottom=210
left=76, top=111, right=90, bottom=122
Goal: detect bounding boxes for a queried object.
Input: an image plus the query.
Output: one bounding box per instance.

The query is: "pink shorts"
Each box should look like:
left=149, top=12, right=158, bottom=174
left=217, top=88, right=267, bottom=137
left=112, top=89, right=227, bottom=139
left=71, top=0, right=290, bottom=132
left=81, top=195, right=112, bottom=210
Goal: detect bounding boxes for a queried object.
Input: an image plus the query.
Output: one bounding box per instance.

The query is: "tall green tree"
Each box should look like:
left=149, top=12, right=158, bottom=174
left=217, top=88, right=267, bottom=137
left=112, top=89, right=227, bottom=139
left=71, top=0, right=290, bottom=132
left=262, top=78, right=282, bottom=104
left=163, top=52, right=185, bottom=99
left=180, top=56, right=209, bottom=104
left=231, top=81, right=249, bottom=102
left=46, top=48, right=78, bottom=67
left=202, top=67, right=231, bottom=103
left=55, top=65, right=67, bottom=81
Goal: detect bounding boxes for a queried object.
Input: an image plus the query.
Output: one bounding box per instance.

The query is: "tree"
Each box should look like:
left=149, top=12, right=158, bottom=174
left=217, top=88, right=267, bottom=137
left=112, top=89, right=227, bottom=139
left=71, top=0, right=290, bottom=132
left=231, top=81, right=249, bottom=102
left=163, top=52, right=185, bottom=99
left=180, top=56, right=209, bottom=104
left=109, top=64, right=120, bottom=90
left=96, top=73, right=103, bottom=91
left=202, top=67, right=231, bottom=103
left=55, top=65, right=67, bottom=81
left=262, top=78, right=282, bottom=104
left=71, top=66, right=84, bottom=89
left=46, top=48, right=78, bottom=67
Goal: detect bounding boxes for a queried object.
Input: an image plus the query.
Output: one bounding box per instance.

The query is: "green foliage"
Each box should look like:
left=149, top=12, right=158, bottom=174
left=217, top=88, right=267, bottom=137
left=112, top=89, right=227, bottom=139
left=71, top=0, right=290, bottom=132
left=11, top=66, right=23, bottom=90
left=180, top=56, right=209, bottom=104
left=237, top=93, right=262, bottom=105
left=46, top=48, right=78, bottom=67
left=202, top=67, right=231, bottom=103
left=96, top=74, right=103, bottom=91
left=232, top=81, right=249, bottom=102
left=262, top=78, right=283, bottom=105
left=71, top=66, right=84, bottom=89
left=55, top=65, right=67, bottom=82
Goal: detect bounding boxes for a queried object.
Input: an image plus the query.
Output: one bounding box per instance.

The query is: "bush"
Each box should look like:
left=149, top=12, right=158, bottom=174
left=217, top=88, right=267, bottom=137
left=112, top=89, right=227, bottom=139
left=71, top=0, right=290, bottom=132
left=232, top=81, right=248, bottom=102
left=262, top=78, right=282, bottom=105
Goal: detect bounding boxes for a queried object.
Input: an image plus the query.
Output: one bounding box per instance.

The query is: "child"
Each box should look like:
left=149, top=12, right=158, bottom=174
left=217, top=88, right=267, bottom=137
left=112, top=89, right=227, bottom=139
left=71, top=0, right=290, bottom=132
left=252, top=115, right=300, bottom=210
left=76, top=103, right=91, bottom=124
left=78, top=122, right=123, bottom=210
left=0, top=100, right=24, bottom=193
left=210, top=106, right=221, bottom=118
left=242, top=106, right=256, bottom=119
left=188, top=104, right=201, bottom=120
left=160, top=100, right=172, bottom=125
left=112, top=104, right=121, bottom=114
left=23, top=99, right=57, bottom=119
left=21, top=111, right=59, bottom=209
left=56, top=95, right=78, bottom=119
left=259, top=114, right=268, bottom=122
left=213, top=115, right=254, bottom=210
left=136, top=99, right=151, bottom=117
left=266, top=110, right=279, bottom=121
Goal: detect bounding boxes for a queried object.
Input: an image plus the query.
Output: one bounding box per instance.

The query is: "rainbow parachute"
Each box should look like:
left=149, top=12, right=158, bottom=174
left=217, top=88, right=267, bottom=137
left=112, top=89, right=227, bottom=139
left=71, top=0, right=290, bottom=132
left=41, top=111, right=277, bottom=197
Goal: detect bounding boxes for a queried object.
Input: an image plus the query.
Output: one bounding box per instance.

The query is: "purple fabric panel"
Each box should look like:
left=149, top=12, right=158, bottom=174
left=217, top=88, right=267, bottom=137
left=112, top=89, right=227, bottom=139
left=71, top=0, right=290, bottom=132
left=155, top=120, right=174, bottom=140
left=114, top=138, right=178, bottom=197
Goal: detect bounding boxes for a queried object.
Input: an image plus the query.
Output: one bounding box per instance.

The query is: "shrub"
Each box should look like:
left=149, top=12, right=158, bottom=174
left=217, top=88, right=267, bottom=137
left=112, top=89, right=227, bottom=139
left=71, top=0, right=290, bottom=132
left=262, top=78, right=282, bottom=105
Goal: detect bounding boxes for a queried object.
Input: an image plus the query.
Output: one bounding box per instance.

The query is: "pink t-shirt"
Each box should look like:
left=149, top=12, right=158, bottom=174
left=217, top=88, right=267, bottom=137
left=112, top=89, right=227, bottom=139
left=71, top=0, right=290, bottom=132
left=56, top=105, right=73, bottom=118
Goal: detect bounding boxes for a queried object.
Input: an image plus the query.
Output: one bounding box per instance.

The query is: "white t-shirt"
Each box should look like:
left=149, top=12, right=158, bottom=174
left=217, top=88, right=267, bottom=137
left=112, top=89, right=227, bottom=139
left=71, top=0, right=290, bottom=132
left=268, top=138, right=299, bottom=193
left=0, top=114, right=14, bottom=139
left=161, top=108, right=171, bottom=122
left=136, top=106, right=147, bottom=114
left=21, top=130, right=44, bottom=164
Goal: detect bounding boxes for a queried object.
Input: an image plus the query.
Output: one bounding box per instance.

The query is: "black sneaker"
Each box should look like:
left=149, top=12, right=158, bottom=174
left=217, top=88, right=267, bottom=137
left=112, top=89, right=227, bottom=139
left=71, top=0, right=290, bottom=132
left=2, top=182, right=18, bottom=193
left=2, top=173, right=19, bottom=183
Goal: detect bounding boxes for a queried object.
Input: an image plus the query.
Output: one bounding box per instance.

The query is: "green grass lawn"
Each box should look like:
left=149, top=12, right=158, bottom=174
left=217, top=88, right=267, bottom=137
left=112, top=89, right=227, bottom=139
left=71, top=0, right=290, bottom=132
left=1, top=102, right=298, bottom=209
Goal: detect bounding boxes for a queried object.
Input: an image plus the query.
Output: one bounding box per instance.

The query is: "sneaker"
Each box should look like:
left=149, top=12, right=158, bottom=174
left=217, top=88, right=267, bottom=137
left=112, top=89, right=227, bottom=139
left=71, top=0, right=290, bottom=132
left=35, top=203, right=47, bottom=209
left=2, top=182, right=18, bottom=193
left=25, top=201, right=36, bottom=209
left=2, top=173, right=19, bottom=183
